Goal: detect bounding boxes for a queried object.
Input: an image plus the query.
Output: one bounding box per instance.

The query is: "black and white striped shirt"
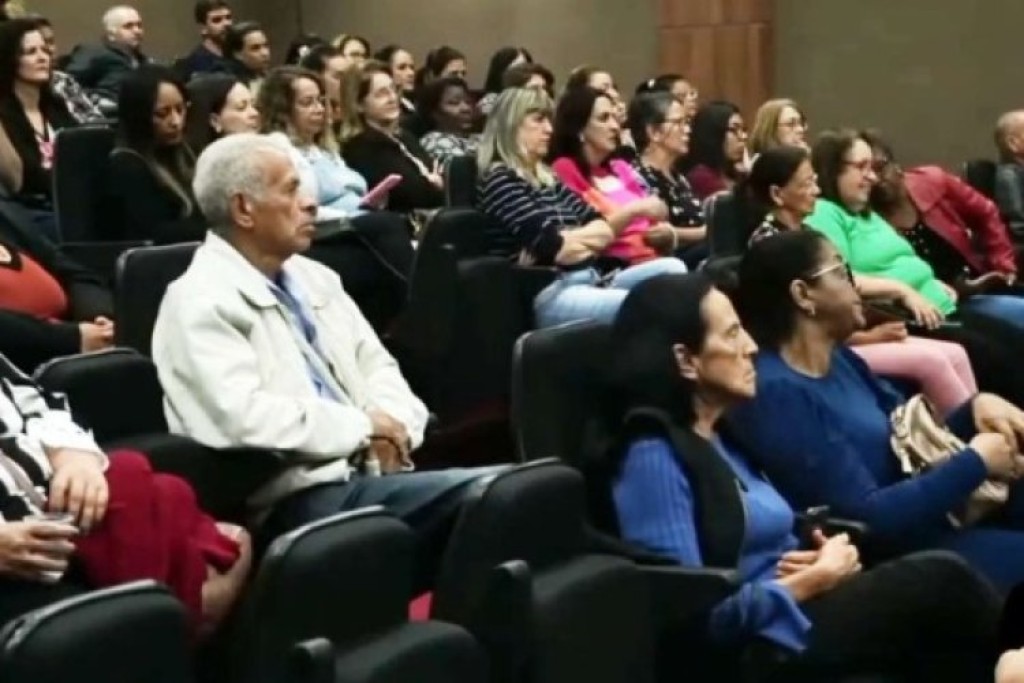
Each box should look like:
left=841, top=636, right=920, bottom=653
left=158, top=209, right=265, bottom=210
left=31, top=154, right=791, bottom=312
left=477, top=165, right=601, bottom=266
left=0, top=354, right=103, bottom=522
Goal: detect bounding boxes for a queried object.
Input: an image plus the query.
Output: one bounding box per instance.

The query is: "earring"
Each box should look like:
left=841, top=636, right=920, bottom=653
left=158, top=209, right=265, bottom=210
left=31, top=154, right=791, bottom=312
left=807, top=306, right=817, bottom=317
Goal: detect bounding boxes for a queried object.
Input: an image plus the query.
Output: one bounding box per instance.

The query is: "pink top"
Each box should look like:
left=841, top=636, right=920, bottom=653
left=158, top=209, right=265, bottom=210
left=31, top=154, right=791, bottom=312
left=551, top=156, right=659, bottom=263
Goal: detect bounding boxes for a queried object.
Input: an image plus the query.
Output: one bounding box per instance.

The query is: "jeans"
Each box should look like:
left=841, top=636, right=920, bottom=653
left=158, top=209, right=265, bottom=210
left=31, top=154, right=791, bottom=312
left=534, top=257, right=688, bottom=329
left=962, top=293, right=1024, bottom=333
left=259, top=466, right=508, bottom=591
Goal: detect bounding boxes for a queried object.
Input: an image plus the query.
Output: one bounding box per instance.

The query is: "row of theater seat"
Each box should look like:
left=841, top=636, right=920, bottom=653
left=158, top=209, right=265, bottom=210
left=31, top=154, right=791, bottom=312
left=7, top=309, right=884, bottom=683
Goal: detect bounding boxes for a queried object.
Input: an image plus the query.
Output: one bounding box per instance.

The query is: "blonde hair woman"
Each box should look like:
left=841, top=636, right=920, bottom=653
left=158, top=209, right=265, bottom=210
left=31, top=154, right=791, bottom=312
left=749, top=97, right=809, bottom=156
left=476, top=87, right=686, bottom=328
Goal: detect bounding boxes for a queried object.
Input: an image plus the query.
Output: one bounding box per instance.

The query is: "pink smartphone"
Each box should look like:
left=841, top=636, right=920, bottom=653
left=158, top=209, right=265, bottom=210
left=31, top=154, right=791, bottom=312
left=360, top=174, right=403, bottom=208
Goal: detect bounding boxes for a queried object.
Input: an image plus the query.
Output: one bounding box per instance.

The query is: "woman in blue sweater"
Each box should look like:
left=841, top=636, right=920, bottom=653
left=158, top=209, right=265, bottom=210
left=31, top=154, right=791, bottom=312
left=607, top=272, right=999, bottom=681
left=730, top=230, right=1024, bottom=592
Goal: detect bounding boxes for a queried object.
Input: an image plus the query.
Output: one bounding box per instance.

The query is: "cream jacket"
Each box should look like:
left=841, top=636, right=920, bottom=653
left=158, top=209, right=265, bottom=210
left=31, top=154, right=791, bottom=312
left=151, top=233, right=427, bottom=511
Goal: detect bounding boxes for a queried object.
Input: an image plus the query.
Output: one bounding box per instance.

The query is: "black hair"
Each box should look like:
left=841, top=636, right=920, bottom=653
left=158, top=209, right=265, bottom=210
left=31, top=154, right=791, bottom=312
left=299, top=43, right=342, bottom=73
left=184, top=73, right=240, bottom=152
left=284, top=33, right=325, bottom=65
left=482, top=46, right=533, bottom=94
left=744, top=145, right=810, bottom=211
left=565, top=64, right=603, bottom=93
left=502, top=62, right=554, bottom=97
left=335, top=34, right=370, bottom=56
left=627, top=90, right=678, bottom=152
left=606, top=272, right=719, bottom=443
left=415, top=45, right=465, bottom=89
left=416, top=76, right=470, bottom=132
left=549, top=86, right=613, bottom=169
left=115, top=65, right=195, bottom=215
left=373, top=44, right=403, bottom=65
left=810, top=128, right=864, bottom=213
left=194, top=0, right=230, bottom=24
left=680, top=100, right=741, bottom=176
left=634, top=73, right=687, bottom=95
left=735, top=230, right=830, bottom=349
left=224, top=21, right=263, bottom=60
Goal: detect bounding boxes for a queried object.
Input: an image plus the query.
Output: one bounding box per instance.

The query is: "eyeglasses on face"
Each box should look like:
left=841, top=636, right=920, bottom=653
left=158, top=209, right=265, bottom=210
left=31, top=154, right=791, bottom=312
left=804, top=260, right=854, bottom=284
left=778, top=118, right=807, bottom=130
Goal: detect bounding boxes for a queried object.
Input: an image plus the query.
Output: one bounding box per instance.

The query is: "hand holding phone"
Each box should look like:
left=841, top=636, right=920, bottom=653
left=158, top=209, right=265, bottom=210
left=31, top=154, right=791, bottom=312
left=360, top=174, right=403, bottom=209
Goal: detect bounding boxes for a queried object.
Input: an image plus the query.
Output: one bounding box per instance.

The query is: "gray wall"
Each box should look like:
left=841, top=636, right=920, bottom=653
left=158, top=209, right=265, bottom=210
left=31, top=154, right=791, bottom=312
left=292, top=0, right=657, bottom=93
left=776, top=0, right=1024, bottom=169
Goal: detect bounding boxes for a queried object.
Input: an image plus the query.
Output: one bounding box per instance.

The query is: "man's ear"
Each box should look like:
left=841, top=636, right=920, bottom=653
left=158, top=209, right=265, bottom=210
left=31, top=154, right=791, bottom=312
left=672, top=342, right=699, bottom=381
left=230, top=193, right=255, bottom=231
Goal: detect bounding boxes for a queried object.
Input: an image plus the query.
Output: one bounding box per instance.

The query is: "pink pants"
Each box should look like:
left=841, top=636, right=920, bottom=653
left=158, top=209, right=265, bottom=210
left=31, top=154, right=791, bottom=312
left=850, top=337, right=977, bottom=414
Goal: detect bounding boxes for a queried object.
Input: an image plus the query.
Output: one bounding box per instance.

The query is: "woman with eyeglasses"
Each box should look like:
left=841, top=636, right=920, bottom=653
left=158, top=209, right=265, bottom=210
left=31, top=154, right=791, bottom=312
left=746, top=145, right=977, bottom=414
left=627, top=91, right=708, bottom=269
left=805, top=129, right=1024, bottom=405
left=681, top=100, right=748, bottom=200
left=339, top=61, right=444, bottom=214
left=257, top=66, right=415, bottom=331
left=605, top=271, right=1001, bottom=681
left=730, top=229, right=1024, bottom=594
left=748, top=98, right=809, bottom=156
left=864, top=130, right=1018, bottom=295
left=634, top=73, right=698, bottom=118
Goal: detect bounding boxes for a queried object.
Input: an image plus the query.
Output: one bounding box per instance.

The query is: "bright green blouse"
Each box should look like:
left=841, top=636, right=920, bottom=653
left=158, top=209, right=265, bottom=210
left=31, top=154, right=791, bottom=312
left=805, top=199, right=956, bottom=315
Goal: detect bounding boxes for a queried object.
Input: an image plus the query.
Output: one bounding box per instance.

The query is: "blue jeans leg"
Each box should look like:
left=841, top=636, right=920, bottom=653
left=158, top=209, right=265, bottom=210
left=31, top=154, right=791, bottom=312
left=259, top=466, right=508, bottom=590
left=534, top=257, right=688, bottom=328
left=963, top=294, right=1024, bottom=333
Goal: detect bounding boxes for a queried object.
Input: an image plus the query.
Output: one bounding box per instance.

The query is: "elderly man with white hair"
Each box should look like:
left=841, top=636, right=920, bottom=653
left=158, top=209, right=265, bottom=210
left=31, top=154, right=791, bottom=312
left=65, top=5, right=151, bottom=100
left=151, top=133, right=501, bottom=572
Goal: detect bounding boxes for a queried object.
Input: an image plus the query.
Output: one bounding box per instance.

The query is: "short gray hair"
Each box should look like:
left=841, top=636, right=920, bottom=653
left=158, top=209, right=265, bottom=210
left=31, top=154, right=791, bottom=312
left=102, top=5, right=138, bottom=32
left=192, top=133, right=292, bottom=232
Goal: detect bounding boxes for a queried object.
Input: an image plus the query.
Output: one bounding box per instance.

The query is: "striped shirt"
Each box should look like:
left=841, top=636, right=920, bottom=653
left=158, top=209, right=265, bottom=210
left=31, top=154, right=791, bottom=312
left=477, top=165, right=601, bottom=266
left=0, top=353, right=104, bottom=522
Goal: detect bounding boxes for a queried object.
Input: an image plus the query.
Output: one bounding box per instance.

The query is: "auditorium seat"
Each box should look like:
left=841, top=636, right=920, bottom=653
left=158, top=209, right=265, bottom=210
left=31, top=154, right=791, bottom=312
left=53, top=125, right=118, bottom=242
left=444, top=155, right=478, bottom=208
left=115, top=242, right=199, bottom=357
left=390, top=209, right=542, bottom=465
left=227, top=507, right=486, bottom=683
left=0, top=581, right=191, bottom=683
left=33, top=348, right=284, bottom=521
left=433, top=459, right=656, bottom=683
left=963, top=159, right=997, bottom=200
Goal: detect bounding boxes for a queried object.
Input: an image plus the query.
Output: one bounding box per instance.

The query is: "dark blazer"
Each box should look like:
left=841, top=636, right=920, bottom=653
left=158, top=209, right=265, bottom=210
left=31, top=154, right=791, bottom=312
left=65, top=42, right=151, bottom=99
left=107, top=149, right=207, bottom=244
left=341, top=127, right=444, bottom=214
left=0, top=200, right=113, bottom=370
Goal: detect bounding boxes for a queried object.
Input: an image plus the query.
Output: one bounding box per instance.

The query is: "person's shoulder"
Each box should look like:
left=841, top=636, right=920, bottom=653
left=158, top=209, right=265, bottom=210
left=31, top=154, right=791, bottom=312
left=622, top=435, right=680, bottom=471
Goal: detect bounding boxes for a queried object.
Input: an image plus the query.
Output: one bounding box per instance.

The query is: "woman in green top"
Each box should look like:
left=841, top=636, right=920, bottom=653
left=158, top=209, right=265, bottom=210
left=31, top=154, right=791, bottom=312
left=805, top=129, right=1024, bottom=405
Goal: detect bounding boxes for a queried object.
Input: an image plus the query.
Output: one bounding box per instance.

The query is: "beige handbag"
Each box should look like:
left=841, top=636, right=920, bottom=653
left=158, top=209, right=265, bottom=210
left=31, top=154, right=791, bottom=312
left=890, top=394, right=1008, bottom=527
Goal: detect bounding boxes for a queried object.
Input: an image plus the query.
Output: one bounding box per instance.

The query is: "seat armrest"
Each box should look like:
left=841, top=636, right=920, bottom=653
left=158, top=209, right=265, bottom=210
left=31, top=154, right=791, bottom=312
left=476, top=560, right=532, bottom=683
left=103, top=436, right=286, bottom=520
left=288, top=638, right=335, bottom=683
left=641, top=565, right=739, bottom=628
left=795, top=508, right=869, bottom=546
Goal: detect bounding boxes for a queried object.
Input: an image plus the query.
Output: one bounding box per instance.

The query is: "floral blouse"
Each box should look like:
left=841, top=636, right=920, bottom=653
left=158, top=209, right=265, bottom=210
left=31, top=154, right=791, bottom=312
left=632, top=159, right=705, bottom=229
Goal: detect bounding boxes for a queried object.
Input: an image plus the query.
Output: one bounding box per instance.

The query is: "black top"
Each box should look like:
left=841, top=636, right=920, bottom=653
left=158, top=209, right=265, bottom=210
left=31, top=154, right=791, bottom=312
left=632, top=159, right=705, bottom=229
left=107, top=149, right=207, bottom=244
left=0, top=95, right=76, bottom=204
left=175, top=44, right=230, bottom=81
left=905, top=220, right=971, bottom=282
left=341, top=127, right=444, bottom=214
left=0, top=200, right=112, bottom=371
